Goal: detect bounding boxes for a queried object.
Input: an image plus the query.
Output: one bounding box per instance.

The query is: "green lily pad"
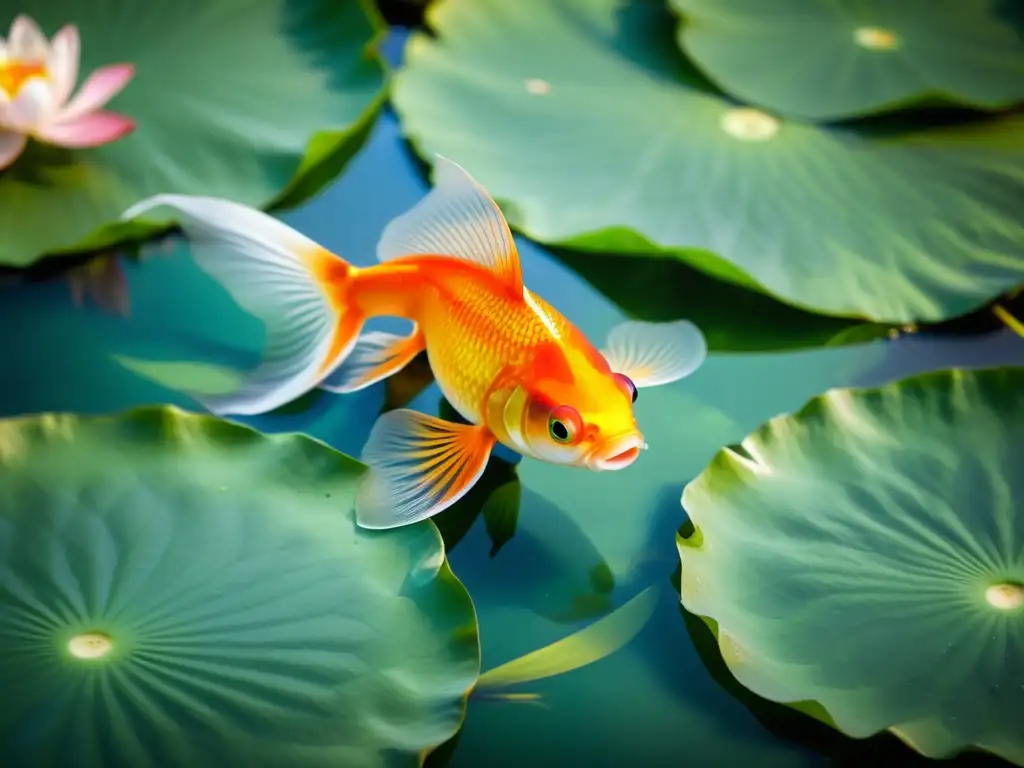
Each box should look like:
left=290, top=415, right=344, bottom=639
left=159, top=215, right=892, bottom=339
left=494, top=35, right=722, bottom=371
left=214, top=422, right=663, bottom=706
left=0, top=406, right=480, bottom=767
left=677, top=366, right=1024, bottom=764
left=668, top=0, right=1024, bottom=121
left=391, top=0, right=1024, bottom=323
left=551, top=248, right=892, bottom=352
left=0, top=0, right=385, bottom=267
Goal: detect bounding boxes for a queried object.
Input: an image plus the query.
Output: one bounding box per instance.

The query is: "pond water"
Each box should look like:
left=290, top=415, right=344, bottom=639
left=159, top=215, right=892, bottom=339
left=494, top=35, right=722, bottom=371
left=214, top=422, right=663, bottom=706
left=2, top=28, right=1021, bottom=768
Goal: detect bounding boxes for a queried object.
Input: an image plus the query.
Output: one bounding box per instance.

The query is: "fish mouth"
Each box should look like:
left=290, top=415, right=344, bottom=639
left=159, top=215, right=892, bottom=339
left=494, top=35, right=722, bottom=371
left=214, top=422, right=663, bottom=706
left=588, top=433, right=644, bottom=471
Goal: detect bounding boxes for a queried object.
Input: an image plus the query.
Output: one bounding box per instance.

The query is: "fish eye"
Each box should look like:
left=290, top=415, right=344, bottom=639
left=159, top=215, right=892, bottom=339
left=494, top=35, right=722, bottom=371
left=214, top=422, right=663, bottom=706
left=547, top=405, right=582, bottom=444
left=614, top=373, right=638, bottom=403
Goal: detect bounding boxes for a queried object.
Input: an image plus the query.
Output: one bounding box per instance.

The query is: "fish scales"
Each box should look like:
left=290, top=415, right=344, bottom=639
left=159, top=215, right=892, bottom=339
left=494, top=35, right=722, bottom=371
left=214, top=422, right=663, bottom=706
left=419, top=269, right=555, bottom=424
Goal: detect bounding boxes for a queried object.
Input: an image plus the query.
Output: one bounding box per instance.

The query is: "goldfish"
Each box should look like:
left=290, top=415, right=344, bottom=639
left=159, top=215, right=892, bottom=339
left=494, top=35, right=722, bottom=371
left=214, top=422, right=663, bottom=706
left=121, top=157, right=707, bottom=530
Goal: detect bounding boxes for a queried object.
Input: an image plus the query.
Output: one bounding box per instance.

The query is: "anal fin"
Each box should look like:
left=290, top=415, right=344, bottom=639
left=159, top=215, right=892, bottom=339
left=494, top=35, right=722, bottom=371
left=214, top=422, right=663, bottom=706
left=320, top=325, right=426, bottom=394
left=356, top=409, right=497, bottom=530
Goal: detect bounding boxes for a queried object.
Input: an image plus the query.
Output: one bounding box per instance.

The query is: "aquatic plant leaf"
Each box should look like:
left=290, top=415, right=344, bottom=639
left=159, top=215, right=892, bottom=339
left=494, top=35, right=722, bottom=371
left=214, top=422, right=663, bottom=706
left=0, top=406, right=480, bottom=767
left=112, top=354, right=247, bottom=396
left=111, top=354, right=329, bottom=418
left=475, top=586, right=656, bottom=690
left=0, top=0, right=385, bottom=267
left=669, top=0, right=1024, bottom=121
left=391, top=0, right=1024, bottom=324
left=552, top=248, right=892, bottom=353
left=482, top=480, right=520, bottom=558
left=677, top=366, right=1024, bottom=764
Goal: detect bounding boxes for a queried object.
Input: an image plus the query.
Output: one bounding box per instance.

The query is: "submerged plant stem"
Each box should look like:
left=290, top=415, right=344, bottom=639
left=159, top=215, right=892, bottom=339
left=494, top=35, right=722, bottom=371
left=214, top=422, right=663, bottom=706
left=992, top=303, right=1024, bottom=338
left=474, top=586, right=657, bottom=691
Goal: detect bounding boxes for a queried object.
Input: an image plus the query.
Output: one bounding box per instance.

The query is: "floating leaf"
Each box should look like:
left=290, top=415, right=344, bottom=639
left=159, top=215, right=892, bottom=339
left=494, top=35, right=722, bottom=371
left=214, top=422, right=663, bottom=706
left=0, top=406, right=480, bottom=766
left=0, top=0, right=385, bottom=267
left=669, top=0, right=1024, bottom=121
left=678, top=366, right=1024, bottom=764
left=391, top=0, right=1024, bottom=323
left=552, top=248, right=892, bottom=352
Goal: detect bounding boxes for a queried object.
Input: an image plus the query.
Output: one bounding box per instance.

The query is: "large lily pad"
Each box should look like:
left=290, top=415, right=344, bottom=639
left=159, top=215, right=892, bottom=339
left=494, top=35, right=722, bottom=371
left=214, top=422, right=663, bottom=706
left=0, top=0, right=385, bottom=267
left=391, top=0, right=1024, bottom=323
left=551, top=248, right=892, bottom=352
left=0, top=406, right=480, bottom=767
left=669, top=0, right=1024, bottom=121
left=677, top=366, right=1024, bottom=764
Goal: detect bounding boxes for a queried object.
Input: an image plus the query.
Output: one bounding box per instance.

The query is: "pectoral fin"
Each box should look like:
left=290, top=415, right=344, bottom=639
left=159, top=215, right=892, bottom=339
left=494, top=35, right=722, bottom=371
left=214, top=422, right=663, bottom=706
left=600, top=319, right=707, bottom=388
left=356, top=409, right=497, bottom=530
left=320, top=325, right=426, bottom=394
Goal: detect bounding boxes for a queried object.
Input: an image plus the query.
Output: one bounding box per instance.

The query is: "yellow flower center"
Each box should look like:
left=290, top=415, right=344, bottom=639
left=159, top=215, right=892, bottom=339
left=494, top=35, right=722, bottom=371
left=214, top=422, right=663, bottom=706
left=67, top=631, right=114, bottom=660
left=0, top=59, right=47, bottom=98
left=853, top=27, right=900, bottom=51
left=719, top=107, right=780, bottom=142
left=986, top=582, right=1023, bottom=611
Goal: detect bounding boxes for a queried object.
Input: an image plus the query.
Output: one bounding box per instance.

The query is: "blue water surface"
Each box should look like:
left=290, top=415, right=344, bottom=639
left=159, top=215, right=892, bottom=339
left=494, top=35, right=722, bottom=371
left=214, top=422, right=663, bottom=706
left=0, top=28, right=1021, bottom=768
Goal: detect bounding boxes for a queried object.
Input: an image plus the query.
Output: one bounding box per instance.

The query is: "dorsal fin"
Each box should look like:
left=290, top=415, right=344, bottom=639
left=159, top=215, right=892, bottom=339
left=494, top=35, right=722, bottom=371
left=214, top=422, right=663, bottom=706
left=376, top=155, right=523, bottom=290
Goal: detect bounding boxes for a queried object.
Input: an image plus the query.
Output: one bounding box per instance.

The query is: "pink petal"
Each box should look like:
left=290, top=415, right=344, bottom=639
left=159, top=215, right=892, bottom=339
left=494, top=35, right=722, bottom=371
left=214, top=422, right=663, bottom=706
left=0, top=130, right=27, bottom=170
left=6, top=78, right=54, bottom=129
left=35, top=110, right=135, bottom=148
left=8, top=15, right=48, bottom=61
left=59, top=63, right=135, bottom=122
left=46, top=24, right=80, bottom=107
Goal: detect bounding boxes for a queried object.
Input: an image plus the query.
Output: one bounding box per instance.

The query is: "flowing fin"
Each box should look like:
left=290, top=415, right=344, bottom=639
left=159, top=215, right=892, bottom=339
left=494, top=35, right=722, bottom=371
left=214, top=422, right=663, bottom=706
left=121, top=195, right=363, bottom=415
left=356, top=409, right=497, bottom=530
left=320, top=325, right=426, bottom=394
left=600, top=319, right=707, bottom=388
left=376, top=155, right=523, bottom=289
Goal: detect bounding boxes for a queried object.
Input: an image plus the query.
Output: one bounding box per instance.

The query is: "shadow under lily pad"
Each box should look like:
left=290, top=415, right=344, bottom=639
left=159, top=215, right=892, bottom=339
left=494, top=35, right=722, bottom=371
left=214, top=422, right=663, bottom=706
left=551, top=248, right=891, bottom=353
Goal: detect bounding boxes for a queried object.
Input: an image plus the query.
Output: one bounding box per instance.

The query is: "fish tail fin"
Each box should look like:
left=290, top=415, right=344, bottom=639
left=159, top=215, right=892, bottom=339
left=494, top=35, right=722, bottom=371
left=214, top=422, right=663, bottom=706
left=122, top=194, right=365, bottom=416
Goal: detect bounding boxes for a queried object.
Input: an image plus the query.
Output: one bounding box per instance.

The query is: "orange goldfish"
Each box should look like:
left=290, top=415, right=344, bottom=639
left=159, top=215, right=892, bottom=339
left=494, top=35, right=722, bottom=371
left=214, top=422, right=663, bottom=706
left=122, top=158, right=707, bottom=529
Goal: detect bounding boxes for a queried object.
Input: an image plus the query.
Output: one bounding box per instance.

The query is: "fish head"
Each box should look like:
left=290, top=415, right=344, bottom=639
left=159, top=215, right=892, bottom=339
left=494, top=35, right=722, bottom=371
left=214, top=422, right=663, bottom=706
left=511, top=366, right=644, bottom=472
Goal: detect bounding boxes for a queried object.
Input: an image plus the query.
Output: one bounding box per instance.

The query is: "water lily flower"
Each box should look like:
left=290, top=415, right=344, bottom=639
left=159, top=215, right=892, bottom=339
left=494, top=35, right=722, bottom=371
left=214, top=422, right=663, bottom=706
left=0, top=15, right=135, bottom=170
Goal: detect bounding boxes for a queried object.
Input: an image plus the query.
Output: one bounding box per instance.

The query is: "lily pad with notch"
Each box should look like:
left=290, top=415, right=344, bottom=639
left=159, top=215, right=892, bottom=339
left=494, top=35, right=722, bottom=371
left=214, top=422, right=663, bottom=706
left=678, top=365, right=1024, bottom=764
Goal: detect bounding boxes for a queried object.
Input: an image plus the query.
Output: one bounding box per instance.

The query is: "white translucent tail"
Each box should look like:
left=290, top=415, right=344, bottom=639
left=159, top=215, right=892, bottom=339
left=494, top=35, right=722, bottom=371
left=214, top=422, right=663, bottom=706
left=122, top=195, right=364, bottom=416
